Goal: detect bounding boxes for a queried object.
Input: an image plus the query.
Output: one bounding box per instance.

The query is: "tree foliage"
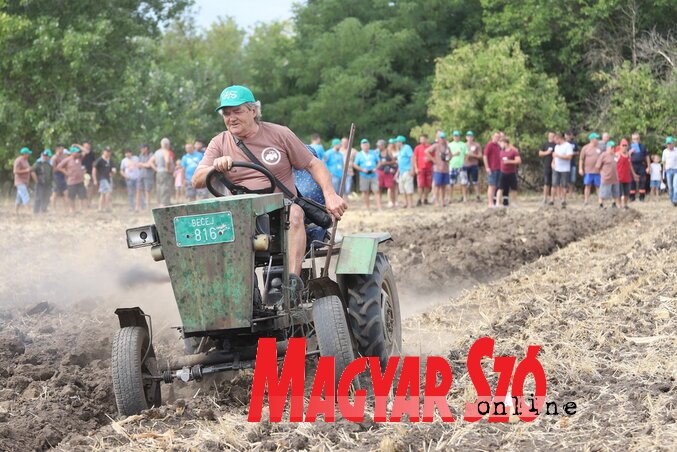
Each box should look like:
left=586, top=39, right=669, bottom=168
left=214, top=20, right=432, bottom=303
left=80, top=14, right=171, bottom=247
left=0, top=0, right=675, bottom=177
left=425, top=38, right=568, bottom=152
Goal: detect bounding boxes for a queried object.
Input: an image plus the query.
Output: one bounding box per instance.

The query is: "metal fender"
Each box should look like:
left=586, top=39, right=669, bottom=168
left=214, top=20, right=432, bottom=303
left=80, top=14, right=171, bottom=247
left=335, top=232, right=392, bottom=275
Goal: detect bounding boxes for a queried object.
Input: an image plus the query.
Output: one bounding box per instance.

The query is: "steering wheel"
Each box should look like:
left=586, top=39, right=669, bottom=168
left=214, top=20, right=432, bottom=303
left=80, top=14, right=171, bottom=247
left=206, top=162, right=276, bottom=197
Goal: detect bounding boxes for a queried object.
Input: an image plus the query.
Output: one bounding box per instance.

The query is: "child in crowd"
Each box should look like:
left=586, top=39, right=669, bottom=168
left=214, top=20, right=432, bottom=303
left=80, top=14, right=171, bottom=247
left=596, top=140, right=620, bottom=208
left=615, top=139, right=636, bottom=209
left=650, top=155, right=662, bottom=200
left=174, top=159, right=184, bottom=203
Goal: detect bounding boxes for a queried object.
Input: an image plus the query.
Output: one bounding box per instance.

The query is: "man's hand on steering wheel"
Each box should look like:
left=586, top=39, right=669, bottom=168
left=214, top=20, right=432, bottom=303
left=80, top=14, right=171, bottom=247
left=213, top=156, right=234, bottom=173
left=206, top=160, right=276, bottom=197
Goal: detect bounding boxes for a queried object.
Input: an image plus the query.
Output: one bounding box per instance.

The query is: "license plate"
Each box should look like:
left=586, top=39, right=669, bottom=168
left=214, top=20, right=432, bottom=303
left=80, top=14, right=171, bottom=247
left=174, top=212, right=235, bottom=247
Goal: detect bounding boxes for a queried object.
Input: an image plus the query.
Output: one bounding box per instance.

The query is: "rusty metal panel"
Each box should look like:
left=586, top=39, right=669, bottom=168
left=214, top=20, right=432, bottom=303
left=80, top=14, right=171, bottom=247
left=152, top=193, right=284, bottom=333
left=335, top=232, right=392, bottom=275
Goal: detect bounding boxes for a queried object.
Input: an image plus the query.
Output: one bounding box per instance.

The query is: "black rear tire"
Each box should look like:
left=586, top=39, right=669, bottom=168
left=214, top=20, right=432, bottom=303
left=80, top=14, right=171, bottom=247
left=312, top=295, right=358, bottom=386
left=340, top=253, right=402, bottom=368
left=111, top=326, right=161, bottom=416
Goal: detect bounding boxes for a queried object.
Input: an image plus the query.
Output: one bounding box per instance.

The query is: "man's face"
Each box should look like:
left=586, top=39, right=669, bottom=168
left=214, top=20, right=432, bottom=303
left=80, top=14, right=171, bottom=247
left=185, top=144, right=194, bottom=154
left=466, top=135, right=474, bottom=143
left=548, top=132, right=555, bottom=142
left=591, top=138, right=598, bottom=146
left=194, top=141, right=204, bottom=150
left=360, top=142, right=370, bottom=152
left=221, top=104, right=257, bottom=136
left=125, top=152, right=133, bottom=159
left=632, top=134, right=640, bottom=143
left=103, top=150, right=112, bottom=159
left=492, top=133, right=500, bottom=143
left=453, top=135, right=460, bottom=142
left=83, top=143, right=91, bottom=152
left=140, top=146, right=148, bottom=154
left=602, top=133, right=609, bottom=142
left=668, top=143, right=674, bottom=150
left=419, top=135, right=428, bottom=145
left=341, top=138, right=348, bottom=149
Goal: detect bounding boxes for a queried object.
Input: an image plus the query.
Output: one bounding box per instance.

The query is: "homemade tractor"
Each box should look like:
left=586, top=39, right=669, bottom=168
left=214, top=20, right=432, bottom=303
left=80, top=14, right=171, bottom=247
left=113, top=162, right=401, bottom=416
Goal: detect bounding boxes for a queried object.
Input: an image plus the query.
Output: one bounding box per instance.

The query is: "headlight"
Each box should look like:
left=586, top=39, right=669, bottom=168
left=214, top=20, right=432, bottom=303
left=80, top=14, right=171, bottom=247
left=126, top=225, right=159, bottom=248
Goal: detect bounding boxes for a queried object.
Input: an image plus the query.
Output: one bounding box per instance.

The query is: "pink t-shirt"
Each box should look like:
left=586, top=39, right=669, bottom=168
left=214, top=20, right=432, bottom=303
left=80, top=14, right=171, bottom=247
left=499, top=148, right=519, bottom=174
left=13, top=157, right=31, bottom=186
left=199, top=122, right=314, bottom=196
left=57, top=155, right=86, bottom=185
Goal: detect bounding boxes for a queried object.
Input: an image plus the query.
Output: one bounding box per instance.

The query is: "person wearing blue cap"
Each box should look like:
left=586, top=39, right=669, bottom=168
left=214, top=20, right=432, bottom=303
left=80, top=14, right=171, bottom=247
left=579, top=133, right=603, bottom=206
left=192, top=85, right=347, bottom=303
left=353, top=138, right=381, bottom=210
left=13, top=147, right=33, bottom=213
left=50, top=145, right=69, bottom=211
left=661, top=137, right=677, bottom=205
left=324, top=138, right=344, bottom=192
left=57, top=146, right=88, bottom=213
left=394, top=135, right=415, bottom=208
left=31, top=149, right=54, bottom=214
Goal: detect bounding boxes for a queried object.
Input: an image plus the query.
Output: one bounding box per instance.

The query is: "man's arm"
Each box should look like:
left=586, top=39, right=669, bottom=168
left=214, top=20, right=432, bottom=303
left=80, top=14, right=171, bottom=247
left=92, top=165, right=98, bottom=185
left=305, top=157, right=347, bottom=220
left=192, top=164, right=211, bottom=188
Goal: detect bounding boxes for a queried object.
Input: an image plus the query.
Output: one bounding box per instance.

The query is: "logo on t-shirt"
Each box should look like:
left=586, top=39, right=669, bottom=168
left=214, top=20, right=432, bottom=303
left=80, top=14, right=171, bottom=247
left=261, top=147, right=282, bottom=165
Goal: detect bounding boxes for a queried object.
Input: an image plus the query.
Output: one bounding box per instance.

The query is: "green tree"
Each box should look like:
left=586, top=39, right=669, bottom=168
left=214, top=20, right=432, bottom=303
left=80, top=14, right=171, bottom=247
left=265, top=0, right=484, bottom=141
left=594, top=62, right=675, bottom=140
left=424, top=37, right=568, bottom=152
left=0, top=0, right=190, bottom=169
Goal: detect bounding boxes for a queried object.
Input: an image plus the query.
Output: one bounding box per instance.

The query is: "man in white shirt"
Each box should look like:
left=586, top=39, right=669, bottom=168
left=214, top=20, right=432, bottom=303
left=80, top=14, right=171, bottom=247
left=661, top=136, right=677, bottom=206
left=552, top=132, right=574, bottom=208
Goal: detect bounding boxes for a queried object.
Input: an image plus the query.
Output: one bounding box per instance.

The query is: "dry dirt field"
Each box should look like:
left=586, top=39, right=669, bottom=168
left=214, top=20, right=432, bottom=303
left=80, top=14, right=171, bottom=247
left=0, top=194, right=675, bottom=451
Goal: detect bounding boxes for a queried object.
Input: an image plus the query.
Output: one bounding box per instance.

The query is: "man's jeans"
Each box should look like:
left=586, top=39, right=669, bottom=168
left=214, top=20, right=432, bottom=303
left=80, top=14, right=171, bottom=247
left=667, top=168, right=677, bottom=203
left=126, top=178, right=138, bottom=209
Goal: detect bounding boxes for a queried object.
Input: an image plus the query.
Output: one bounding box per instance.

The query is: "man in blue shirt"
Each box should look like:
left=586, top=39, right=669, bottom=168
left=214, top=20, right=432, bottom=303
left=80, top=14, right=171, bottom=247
left=353, top=138, right=381, bottom=210
left=182, top=143, right=205, bottom=201
left=395, top=135, right=415, bottom=208
left=324, top=138, right=344, bottom=194
left=309, top=133, right=325, bottom=163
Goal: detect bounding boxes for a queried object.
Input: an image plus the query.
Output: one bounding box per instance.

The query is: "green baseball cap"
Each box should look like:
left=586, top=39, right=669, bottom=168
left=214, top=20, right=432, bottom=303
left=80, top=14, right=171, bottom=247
left=360, top=138, right=369, bottom=144
left=452, top=130, right=461, bottom=136
left=215, top=85, right=256, bottom=112
left=42, top=149, right=53, bottom=157
left=331, top=138, right=341, bottom=146
left=19, top=147, right=32, bottom=154
left=607, top=140, right=616, bottom=148
left=439, top=132, right=447, bottom=139
left=395, top=135, right=407, bottom=143
left=666, top=136, right=674, bottom=144
left=466, top=131, right=474, bottom=137
left=588, top=132, right=600, bottom=140
left=70, top=146, right=81, bottom=153
left=388, top=138, right=396, bottom=144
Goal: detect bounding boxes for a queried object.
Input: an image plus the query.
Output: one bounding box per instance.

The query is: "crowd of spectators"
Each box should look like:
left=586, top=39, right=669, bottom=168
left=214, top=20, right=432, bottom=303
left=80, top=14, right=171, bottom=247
left=11, top=130, right=677, bottom=215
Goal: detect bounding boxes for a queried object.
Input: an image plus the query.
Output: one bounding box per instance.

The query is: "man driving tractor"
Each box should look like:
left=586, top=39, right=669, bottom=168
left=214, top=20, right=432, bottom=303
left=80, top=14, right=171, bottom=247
left=192, top=85, right=347, bottom=299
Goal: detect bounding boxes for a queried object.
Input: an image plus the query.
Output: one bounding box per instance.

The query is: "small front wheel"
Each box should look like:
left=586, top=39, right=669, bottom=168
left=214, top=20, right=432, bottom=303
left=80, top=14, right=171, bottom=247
left=111, top=326, right=161, bottom=416
left=312, top=295, right=359, bottom=387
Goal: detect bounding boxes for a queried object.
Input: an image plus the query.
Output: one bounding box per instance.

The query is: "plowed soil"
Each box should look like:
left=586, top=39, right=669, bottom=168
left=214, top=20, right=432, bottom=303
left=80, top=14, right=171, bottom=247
left=1, top=198, right=674, bottom=451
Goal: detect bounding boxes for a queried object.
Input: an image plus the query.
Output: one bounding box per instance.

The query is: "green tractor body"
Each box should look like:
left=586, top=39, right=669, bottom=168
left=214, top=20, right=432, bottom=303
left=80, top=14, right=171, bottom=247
left=152, top=193, right=285, bottom=332
left=113, top=189, right=401, bottom=417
